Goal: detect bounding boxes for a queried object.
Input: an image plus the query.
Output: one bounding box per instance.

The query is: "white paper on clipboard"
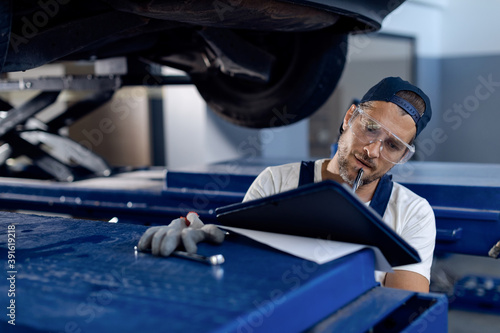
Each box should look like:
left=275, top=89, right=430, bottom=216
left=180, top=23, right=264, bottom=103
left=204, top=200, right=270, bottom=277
left=220, top=226, right=393, bottom=272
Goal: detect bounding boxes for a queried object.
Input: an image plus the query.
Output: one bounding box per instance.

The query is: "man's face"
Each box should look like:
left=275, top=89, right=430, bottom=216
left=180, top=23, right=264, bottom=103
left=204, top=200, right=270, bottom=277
left=337, top=101, right=416, bottom=186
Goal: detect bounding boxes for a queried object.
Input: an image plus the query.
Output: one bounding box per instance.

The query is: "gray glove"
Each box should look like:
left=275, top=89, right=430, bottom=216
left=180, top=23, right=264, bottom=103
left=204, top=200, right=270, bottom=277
left=137, top=212, right=226, bottom=256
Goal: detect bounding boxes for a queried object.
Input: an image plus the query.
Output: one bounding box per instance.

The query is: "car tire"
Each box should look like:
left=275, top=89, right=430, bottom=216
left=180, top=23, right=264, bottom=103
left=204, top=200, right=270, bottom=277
left=191, top=28, right=347, bottom=128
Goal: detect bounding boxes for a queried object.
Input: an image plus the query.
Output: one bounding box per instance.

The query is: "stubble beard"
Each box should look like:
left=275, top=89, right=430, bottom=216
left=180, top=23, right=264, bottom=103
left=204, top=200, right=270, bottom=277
left=336, top=133, right=388, bottom=187
left=337, top=134, right=356, bottom=185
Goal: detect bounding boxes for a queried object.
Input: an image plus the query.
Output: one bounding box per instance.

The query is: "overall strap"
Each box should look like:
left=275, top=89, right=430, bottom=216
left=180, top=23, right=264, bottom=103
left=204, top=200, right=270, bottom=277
left=300, top=160, right=393, bottom=217
left=298, top=161, right=316, bottom=187
left=369, top=174, right=394, bottom=217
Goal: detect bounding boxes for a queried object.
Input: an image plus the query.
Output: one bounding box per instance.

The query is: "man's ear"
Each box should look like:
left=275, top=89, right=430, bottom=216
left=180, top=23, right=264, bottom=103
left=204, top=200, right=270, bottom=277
left=342, top=104, right=357, bottom=132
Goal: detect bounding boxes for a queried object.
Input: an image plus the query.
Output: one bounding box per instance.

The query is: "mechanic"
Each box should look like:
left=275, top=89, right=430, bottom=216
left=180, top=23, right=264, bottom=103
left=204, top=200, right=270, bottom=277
left=138, top=76, right=435, bottom=293
left=243, top=76, right=435, bottom=293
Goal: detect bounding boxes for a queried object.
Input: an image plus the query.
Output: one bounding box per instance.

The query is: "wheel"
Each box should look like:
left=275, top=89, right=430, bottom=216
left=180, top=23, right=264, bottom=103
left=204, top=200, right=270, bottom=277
left=191, top=28, right=348, bottom=128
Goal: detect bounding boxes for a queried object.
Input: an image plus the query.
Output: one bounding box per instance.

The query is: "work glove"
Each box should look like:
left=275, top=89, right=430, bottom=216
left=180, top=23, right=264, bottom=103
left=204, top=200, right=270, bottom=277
left=137, top=212, right=226, bottom=256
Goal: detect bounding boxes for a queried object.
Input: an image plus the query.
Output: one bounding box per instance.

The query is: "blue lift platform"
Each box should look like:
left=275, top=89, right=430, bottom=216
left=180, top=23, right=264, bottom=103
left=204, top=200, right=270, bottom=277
left=1, top=158, right=500, bottom=331
left=0, top=211, right=447, bottom=332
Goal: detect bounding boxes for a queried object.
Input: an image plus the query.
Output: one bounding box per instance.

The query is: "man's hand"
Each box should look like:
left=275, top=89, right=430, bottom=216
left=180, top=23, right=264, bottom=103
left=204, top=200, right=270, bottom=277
left=137, top=212, right=226, bottom=256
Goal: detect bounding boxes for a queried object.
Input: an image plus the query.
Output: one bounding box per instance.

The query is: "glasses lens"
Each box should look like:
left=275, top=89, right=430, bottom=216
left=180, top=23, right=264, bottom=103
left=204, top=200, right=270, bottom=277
left=349, top=109, right=413, bottom=164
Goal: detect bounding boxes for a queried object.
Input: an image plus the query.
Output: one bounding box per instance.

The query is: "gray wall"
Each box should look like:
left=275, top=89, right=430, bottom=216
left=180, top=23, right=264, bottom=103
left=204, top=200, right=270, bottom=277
left=381, top=0, right=500, bottom=164
left=415, top=55, right=500, bottom=163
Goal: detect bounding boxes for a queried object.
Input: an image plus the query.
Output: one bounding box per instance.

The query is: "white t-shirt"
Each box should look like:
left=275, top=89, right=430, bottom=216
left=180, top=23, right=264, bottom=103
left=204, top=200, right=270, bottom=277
left=243, top=159, right=436, bottom=284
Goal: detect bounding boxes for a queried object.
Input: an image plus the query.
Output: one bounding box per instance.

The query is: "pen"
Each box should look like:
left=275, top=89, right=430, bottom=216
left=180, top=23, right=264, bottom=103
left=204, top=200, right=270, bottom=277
left=352, top=168, right=364, bottom=193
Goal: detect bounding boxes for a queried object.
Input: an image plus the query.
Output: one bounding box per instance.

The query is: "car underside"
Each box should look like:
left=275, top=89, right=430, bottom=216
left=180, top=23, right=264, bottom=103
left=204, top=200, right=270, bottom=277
left=0, top=0, right=404, bottom=180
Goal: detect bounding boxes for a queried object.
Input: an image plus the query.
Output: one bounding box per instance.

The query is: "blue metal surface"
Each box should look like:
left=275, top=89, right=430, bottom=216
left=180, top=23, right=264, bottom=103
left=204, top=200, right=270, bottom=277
left=450, top=275, right=500, bottom=314
left=0, top=167, right=244, bottom=225
left=400, top=292, right=448, bottom=333
left=0, top=211, right=379, bottom=332
left=0, top=157, right=290, bottom=225
left=165, top=157, right=298, bottom=193
left=392, top=162, right=500, bottom=256
left=307, top=287, right=448, bottom=333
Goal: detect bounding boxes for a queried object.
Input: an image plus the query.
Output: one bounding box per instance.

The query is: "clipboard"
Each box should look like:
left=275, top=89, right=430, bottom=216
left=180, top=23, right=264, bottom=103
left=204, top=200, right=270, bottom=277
left=216, top=180, right=421, bottom=267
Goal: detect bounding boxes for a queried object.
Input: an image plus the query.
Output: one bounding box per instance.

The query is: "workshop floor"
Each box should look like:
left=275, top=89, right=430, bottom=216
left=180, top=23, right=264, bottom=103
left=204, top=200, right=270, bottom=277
left=448, top=309, right=500, bottom=333
left=430, top=254, right=500, bottom=333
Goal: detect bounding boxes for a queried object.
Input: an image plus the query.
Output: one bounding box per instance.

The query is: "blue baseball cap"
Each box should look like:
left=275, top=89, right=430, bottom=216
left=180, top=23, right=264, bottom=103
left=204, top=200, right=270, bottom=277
left=360, top=77, right=432, bottom=137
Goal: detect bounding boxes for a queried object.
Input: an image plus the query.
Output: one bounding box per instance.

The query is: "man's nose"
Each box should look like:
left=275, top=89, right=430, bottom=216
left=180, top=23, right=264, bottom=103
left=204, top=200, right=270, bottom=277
left=364, top=140, right=382, bottom=159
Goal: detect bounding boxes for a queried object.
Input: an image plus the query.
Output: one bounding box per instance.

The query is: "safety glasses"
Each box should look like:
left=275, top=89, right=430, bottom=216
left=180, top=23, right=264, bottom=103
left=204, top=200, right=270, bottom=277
left=348, top=107, right=415, bottom=164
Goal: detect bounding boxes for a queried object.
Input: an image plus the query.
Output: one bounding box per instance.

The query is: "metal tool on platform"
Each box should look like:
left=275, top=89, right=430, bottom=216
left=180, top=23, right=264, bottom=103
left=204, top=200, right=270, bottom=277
left=135, top=246, right=225, bottom=266
left=173, top=251, right=225, bottom=265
